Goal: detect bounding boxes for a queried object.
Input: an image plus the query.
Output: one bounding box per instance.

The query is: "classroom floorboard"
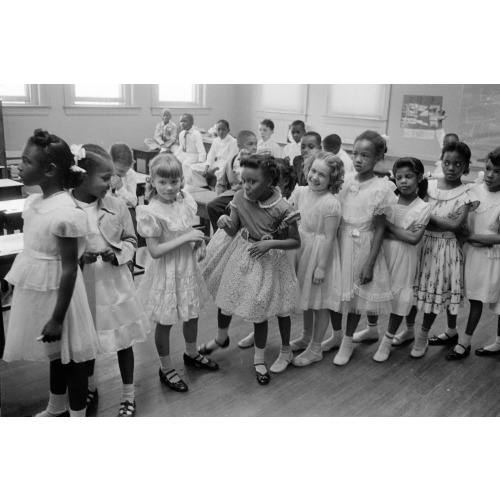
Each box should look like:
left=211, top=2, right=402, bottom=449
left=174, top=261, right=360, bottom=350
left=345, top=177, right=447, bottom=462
left=2, top=294, right=500, bottom=417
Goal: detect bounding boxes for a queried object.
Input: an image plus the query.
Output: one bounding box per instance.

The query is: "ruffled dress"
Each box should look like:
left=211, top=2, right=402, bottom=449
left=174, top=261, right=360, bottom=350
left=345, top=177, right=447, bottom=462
left=201, top=188, right=299, bottom=323
left=136, top=191, right=209, bottom=325
left=463, top=183, right=500, bottom=313
left=3, top=192, right=98, bottom=364
left=338, top=176, right=398, bottom=314
left=76, top=198, right=149, bottom=353
left=416, top=180, right=479, bottom=315
left=383, top=198, right=431, bottom=316
left=288, top=186, right=342, bottom=311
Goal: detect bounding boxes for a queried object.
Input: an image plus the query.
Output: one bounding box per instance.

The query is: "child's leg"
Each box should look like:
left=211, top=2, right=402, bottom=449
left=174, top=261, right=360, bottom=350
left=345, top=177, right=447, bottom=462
left=34, top=359, right=68, bottom=417
left=270, top=316, right=293, bottom=373
left=322, top=310, right=344, bottom=352
left=117, top=346, right=135, bottom=397
left=293, top=309, right=328, bottom=366
left=353, top=314, right=380, bottom=343
left=411, top=311, right=436, bottom=357
left=477, top=314, right=500, bottom=354
left=447, top=300, right=482, bottom=359
left=429, top=308, right=459, bottom=344
left=253, top=320, right=270, bottom=383
left=373, top=314, right=403, bottom=362
left=183, top=318, right=219, bottom=371
left=198, top=309, right=232, bottom=354
left=66, top=361, right=89, bottom=417
left=393, top=306, right=418, bottom=345
left=334, top=313, right=361, bottom=366
left=84, top=358, right=98, bottom=411
left=290, top=310, right=313, bottom=351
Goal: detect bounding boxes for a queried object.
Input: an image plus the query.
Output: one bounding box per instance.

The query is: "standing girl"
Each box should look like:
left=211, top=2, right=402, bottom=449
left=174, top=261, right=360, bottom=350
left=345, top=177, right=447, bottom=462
left=445, top=147, right=500, bottom=360
left=72, top=144, right=149, bottom=417
left=372, top=158, right=431, bottom=362
left=321, top=130, right=397, bottom=365
left=408, top=141, right=479, bottom=357
left=3, top=129, right=97, bottom=417
left=289, top=152, right=344, bottom=366
left=200, top=154, right=301, bottom=384
left=136, top=154, right=218, bottom=393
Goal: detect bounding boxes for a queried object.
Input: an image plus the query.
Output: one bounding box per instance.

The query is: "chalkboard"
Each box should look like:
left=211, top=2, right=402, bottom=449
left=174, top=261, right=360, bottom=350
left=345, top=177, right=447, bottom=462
left=458, top=84, right=500, bottom=161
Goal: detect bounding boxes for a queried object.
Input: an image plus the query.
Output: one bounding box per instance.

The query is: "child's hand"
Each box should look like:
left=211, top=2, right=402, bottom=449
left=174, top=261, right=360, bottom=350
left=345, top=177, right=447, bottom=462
left=437, top=110, right=447, bottom=124
left=38, top=318, right=63, bottom=343
left=195, top=241, right=207, bottom=261
left=248, top=240, right=272, bottom=259
left=359, top=264, right=374, bottom=285
left=206, top=165, right=219, bottom=177
left=312, top=266, right=325, bottom=285
left=184, top=229, right=205, bottom=243
left=217, top=215, right=232, bottom=229
left=82, top=251, right=99, bottom=264
left=100, top=248, right=116, bottom=262
left=111, top=174, right=124, bottom=191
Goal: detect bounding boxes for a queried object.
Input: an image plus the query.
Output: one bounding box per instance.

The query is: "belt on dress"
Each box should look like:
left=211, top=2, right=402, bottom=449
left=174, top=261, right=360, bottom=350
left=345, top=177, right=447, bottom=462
left=23, top=248, right=61, bottom=260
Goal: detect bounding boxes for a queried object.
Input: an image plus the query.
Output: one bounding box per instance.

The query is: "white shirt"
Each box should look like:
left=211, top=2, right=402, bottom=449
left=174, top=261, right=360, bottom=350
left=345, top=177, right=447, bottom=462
left=113, top=168, right=137, bottom=208
left=282, top=142, right=301, bottom=164
left=257, top=138, right=282, bottom=158
left=337, top=148, right=355, bottom=179
left=175, top=128, right=206, bottom=162
left=206, top=135, right=238, bottom=167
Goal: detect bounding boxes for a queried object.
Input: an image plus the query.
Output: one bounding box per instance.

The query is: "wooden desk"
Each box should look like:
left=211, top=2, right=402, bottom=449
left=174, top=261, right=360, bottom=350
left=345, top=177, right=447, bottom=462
left=190, top=188, right=216, bottom=238
left=0, top=198, right=25, bottom=234
left=0, top=233, right=23, bottom=357
left=0, top=179, right=23, bottom=201
left=132, top=149, right=159, bottom=175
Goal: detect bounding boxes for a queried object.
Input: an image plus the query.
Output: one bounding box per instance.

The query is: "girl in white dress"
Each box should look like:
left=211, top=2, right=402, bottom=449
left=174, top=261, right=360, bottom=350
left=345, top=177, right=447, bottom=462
left=72, top=144, right=149, bottom=417
left=136, top=154, right=218, bottom=394
left=372, top=158, right=431, bottom=362
left=3, top=129, right=97, bottom=417
left=321, top=130, right=397, bottom=365
left=288, top=152, right=344, bottom=367
left=446, top=147, right=500, bottom=360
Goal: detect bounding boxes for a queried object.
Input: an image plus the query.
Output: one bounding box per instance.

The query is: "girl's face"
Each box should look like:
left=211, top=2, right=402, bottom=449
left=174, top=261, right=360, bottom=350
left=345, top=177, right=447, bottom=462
left=216, top=122, right=229, bottom=140
left=17, top=143, right=47, bottom=186
left=352, top=139, right=379, bottom=176
left=301, top=136, right=320, bottom=160
left=308, top=159, right=331, bottom=193
left=154, top=175, right=182, bottom=203
left=259, top=125, right=272, bottom=142
left=241, top=167, right=272, bottom=202
left=484, top=160, right=500, bottom=192
left=441, top=151, right=468, bottom=183
left=83, top=161, right=113, bottom=200
left=394, top=166, right=420, bottom=198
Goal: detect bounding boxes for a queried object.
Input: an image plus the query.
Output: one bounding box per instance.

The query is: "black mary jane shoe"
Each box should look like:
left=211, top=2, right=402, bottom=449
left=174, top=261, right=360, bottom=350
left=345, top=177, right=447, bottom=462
left=428, top=333, right=459, bottom=346
left=198, top=337, right=230, bottom=355
left=159, top=368, right=189, bottom=392
left=254, top=363, right=271, bottom=386
left=183, top=353, right=219, bottom=371
left=475, top=347, right=500, bottom=357
left=445, top=344, right=471, bottom=361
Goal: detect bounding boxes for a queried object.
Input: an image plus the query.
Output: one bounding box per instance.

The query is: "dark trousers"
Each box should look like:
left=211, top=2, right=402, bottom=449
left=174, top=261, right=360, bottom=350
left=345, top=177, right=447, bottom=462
left=207, top=194, right=234, bottom=232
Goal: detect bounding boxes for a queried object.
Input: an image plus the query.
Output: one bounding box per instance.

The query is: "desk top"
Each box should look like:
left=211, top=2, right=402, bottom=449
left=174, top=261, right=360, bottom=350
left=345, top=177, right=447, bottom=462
left=0, top=198, right=25, bottom=213
left=0, top=233, right=24, bottom=258
left=0, top=179, right=23, bottom=188
left=136, top=172, right=148, bottom=185
left=190, top=189, right=216, bottom=205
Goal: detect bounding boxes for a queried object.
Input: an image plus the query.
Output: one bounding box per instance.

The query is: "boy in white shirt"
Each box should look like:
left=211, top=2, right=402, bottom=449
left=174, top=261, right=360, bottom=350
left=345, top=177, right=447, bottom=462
left=174, top=113, right=207, bottom=187
left=109, top=142, right=138, bottom=208
left=322, top=134, right=355, bottom=179
left=282, top=120, right=306, bottom=165
left=190, top=120, right=238, bottom=188
left=257, top=119, right=282, bottom=158
left=144, top=108, right=178, bottom=153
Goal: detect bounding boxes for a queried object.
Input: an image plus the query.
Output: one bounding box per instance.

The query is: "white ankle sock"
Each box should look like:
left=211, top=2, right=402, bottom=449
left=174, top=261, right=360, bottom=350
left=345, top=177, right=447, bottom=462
left=411, top=329, right=429, bottom=356
left=159, top=355, right=173, bottom=372
left=34, top=392, right=68, bottom=417
left=185, top=341, right=198, bottom=357
left=322, top=329, right=344, bottom=351
left=122, top=383, right=135, bottom=402
left=484, top=337, right=500, bottom=352
left=69, top=408, right=86, bottom=417
left=333, top=336, right=354, bottom=366
left=87, top=375, right=96, bottom=392
left=292, top=341, right=323, bottom=366
left=290, top=331, right=312, bottom=351
left=254, top=347, right=266, bottom=374
left=405, top=323, right=415, bottom=334
left=373, top=332, right=394, bottom=363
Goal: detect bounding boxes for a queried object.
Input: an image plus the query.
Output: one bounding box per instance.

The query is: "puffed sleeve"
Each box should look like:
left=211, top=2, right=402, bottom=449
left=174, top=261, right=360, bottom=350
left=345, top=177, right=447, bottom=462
left=323, top=195, right=342, bottom=218
left=229, top=189, right=244, bottom=215
left=287, top=185, right=302, bottom=209
left=372, top=180, right=398, bottom=216
left=460, top=187, right=480, bottom=213
left=136, top=206, right=161, bottom=238
left=401, top=201, right=432, bottom=230
left=52, top=206, right=88, bottom=238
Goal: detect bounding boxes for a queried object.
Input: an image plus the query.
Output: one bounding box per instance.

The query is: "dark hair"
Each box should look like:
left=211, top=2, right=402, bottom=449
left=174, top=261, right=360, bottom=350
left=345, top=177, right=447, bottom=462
left=27, top=128, right=84, bottom=189
left=354, top=130, right=387, bottom=159
left=441, top=141, right=471, bottom=175
left=109, top=142, right=134, bottom=165
left=217, top=119, right=230, bottom=130
left=240, top=154, right=279, bottom=187
left=444, top=133, right=459, bottom=142
left=487, top=146, right=500, bottom=167
left=276, top=158, right=297, bottom=199
left=302, top=131, right=322, bottom=148
left=291, top=120, right=306, bottom=130
left=236, top=130, right=257, bottom=149
left=181, top=113, right=194, bottom=122
left=323, top=134, right=342, bottom=154
left=78, top=144, right=113, bottom=175
left=260, top=119, right=275, bottom=131
left=392, top=157, right=428, bottom=200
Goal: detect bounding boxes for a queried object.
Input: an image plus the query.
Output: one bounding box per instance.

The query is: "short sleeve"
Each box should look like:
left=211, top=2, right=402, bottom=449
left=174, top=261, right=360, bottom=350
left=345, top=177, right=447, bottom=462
left=415, top=203, right=432, bottom=226
left=229, top=190, right=245, bottom=215
left=461, top=188, right=480, bottom=213
left=52, top=207, right=88, bottom=238
left=372, top=181, right=398, bottom=216
left=136, top=207, right=161, bottom=238
left=322, top=196, right=341, bottom=218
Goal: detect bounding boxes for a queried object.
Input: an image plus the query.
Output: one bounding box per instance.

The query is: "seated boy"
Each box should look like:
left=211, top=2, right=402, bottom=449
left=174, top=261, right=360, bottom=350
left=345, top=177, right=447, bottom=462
left=282, top=120, right=306, bottom=165
left=109, top=142, right=138, bottom=208
left=190, top=119, right=238, bottom=188
left=257, top=119, right=282, bottom=158
left=322, top=133, right=355, bottom=179
left=207, top=130, right=258, bottom=231
left=174, top=113, right=207, bottom=187
left=293, top=131, right=322, bottom=186
left=144, top=108, right=178, bottom=153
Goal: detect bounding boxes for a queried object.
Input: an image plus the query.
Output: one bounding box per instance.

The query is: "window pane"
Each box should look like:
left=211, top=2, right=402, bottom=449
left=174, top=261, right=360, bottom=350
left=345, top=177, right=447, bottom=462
left=328, top=85, right=386, bottom=118
left=261, top=84, right=305, bottom=112
left=74, top=84, right=122, bottom=99
left=0, top=84, right=30, bottom=103
left=158, top=84, right=195, bottom=102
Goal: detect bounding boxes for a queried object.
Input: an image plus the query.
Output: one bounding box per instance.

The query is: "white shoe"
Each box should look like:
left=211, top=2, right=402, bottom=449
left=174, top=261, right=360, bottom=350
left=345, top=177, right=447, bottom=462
left=410, top=341, right=428, bottom=358
left=292, top=349, right=323, bottom=367
left=270, top=350, right=293, bottom=373
left=321, top=333, right=343, bottom=352
left=290, top=335, right=311, bottom=352
left=352, top=328, right=380, bottom=343
left=238, top=331, right=255, bottom=349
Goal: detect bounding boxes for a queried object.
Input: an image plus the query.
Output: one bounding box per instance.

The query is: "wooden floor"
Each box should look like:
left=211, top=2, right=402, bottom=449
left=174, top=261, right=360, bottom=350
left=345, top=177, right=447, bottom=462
left=2, top=292, right=500, bottom=417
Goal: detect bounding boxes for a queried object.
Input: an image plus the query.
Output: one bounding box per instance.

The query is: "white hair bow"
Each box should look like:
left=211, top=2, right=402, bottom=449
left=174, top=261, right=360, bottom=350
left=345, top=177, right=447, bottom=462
left=70, top=144, right=86, bottom=165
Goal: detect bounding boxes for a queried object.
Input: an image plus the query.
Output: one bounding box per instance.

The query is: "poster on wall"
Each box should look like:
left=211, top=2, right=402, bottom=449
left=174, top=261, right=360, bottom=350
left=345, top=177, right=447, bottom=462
left=401, top=95, right=443, bottom=139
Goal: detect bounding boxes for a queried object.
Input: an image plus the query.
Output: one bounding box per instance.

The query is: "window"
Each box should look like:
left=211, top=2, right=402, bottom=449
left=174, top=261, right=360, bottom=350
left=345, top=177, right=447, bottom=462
left=259, top=84, right=308, bottom=114
left=152, top=84, right=206, bottom=110
left=0, top=84, right=40, bottom=105
left=64, top=84, right=137, bottom=115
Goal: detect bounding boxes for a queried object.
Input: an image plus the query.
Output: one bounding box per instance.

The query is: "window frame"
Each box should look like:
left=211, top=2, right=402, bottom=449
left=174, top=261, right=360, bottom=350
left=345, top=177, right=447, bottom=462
left=151, top=84, right=209, bottom=116
left=0, top=84, right=50, bottom=115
